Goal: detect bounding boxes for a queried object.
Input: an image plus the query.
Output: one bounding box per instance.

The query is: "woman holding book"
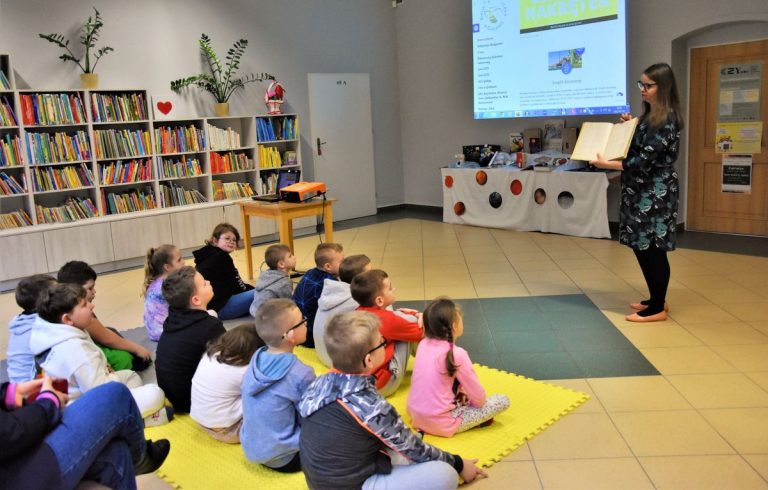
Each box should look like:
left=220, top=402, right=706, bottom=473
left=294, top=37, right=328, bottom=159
left=590, top=62, right=683, bottom=323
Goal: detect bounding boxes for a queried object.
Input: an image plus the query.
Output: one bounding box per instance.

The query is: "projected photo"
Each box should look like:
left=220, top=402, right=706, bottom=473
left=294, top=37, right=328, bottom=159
left=548, top=49, right=584, bottom=73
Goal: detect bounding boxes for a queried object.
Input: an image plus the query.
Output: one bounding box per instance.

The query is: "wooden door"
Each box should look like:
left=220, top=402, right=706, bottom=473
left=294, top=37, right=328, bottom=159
left=688, top=39, right=768, bottom=235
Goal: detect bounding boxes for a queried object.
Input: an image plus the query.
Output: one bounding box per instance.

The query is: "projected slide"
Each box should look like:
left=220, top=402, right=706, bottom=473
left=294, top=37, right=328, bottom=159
left=472, top=0, right=629, bottom=119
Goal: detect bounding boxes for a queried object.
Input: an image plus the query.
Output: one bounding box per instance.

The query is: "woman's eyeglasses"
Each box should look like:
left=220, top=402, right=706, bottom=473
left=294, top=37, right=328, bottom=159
left=363, top=337, right=387, bottom=364
left=637, top=80, right=657, bottom=91
left=282, top=317, right=308, bottom=338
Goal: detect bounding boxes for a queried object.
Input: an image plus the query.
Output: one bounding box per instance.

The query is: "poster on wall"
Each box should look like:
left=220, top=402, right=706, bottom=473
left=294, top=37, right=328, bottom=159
left=715, top=121, right=763, bottom=153
left=721, top=154, right=752, bottom=193
left=718, top=62, right=762, bottom=122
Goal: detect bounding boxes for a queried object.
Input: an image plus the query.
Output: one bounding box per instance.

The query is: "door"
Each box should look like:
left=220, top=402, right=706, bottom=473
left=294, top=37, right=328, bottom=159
left=308, top=73, right=377, bottom=222
left=688, top=39, right=768, bottom=235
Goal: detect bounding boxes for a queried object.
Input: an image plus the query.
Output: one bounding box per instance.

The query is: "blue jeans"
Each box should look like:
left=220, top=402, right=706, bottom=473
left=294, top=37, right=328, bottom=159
left=45, top=382, right=146, bottom=490
left=217, top=290, right=254, bottom=320
left=363, top=461, right=458, bottom=489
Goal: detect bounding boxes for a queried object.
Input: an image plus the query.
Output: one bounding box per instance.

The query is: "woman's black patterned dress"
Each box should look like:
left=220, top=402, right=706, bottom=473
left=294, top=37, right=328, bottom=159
left=619, top=114, right=680, bottom=251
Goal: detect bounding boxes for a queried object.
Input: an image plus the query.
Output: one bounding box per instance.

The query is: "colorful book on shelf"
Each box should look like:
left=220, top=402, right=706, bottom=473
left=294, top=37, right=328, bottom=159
left=0, top=171, right=26, bottom=195
left=100, top=159, right=152, bottom=185
left=31, top=164, right=94, bottom=192
left=103, top=187, right=156, bottom=214
left=1, top=133, right=23, bottom=167
left=155, top=125, right=205, bottom=153
left=35, top=196, right=99, bottom=224
left=0, top=71, right=11, bottom=90
left=93, top=129, right=151, bottom=159
left=0, top=209, right=33, bottom=229
left=0, top=96, right=18, bottom=126
left=212, top=179, right=254, bottom=200
left=207, top=124, right=242, bottom=150
left=210, top=151, right=254, bottom=174
left=91, top=92, right=147, bottom=122
left=257, top=145, right=282, bottom=168
left=25, top=130, right=90, bottom=165
left=160, top=157, right=203, bottom=179
left=20, top=93, right=86, bottom=126
left=159, top=183, right=207, bottom=207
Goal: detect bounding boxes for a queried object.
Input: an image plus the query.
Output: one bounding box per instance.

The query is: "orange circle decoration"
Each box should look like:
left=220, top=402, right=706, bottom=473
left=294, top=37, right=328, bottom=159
left=510, top=179, right=523, bottom=195
left=453, top=201, right=466, bottom=216
left=444, top=175, right=454, bottom=188
left=475, top=171, right=488, bottom=185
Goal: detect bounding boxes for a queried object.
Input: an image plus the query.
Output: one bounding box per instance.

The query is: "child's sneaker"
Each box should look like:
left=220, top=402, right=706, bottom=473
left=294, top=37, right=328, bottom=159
left=144, top=406, right=174, bottom=427
left=134, top=439, right=171, bottom=475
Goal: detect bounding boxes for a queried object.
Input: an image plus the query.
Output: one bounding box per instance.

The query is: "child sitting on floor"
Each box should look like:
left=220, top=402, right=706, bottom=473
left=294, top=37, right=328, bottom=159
left=143, top=244, right=185, bottom=341
left=241, top=299, right=316, bottom=473
left=292, top=242, right=344, bottom=348
left=28, top=283, right=170, bottom=425
left=407, top=297, right=510, bottom=437
left=6, top=274, right=56, bottom=382
left=248, top=244, right=296, bottom=317
left=299, top=311, right=486, bottom=489
left=57, top=261, right=152, bottom=371
left=352, top=269, right=424, bottom=396
left=156, top=266, right=226, bottom=413
left=313, top=254, right=371, bottom=367
left=190, top=324, right=264, bottom=443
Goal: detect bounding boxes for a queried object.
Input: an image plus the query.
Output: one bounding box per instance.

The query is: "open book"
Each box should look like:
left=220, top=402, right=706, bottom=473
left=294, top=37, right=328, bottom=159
left=570, top=118, right=639, bottom=161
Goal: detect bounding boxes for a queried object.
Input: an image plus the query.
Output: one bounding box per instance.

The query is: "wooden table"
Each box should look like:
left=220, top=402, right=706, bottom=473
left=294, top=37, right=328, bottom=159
left=239, top=198, right=336, bottom=279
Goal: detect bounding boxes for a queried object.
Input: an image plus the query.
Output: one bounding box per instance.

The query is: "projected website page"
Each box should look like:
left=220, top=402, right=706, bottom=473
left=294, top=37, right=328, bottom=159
left=472, top=0, right=629, bottom=119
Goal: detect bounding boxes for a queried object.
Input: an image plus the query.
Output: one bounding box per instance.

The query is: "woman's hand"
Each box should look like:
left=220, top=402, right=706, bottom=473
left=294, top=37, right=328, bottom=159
left=620, top=112, right=632, bottom=122
left=41, top=376, right=69, bottom=406
left=589, top=153, right=623, bottom=171
left=15, top=378, right=44, bottom=398
left=460, top=458, right=488, bottom=483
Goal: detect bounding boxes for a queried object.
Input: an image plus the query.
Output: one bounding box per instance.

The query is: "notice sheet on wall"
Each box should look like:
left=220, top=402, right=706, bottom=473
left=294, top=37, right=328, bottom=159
left=722, top=154, right=752, bottom=193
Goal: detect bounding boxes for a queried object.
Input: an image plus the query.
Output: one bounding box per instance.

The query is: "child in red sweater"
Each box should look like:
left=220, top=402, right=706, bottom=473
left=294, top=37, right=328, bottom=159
left=351, top=269, right=423, bottom=396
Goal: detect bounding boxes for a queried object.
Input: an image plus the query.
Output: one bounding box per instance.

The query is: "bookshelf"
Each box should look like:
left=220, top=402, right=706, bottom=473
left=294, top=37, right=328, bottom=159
left=256, top=114, right=300, bottom=194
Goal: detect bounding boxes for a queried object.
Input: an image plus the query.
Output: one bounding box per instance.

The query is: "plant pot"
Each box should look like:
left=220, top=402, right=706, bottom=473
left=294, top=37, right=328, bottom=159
left=214, top=102, right=230, bottom=117
left=80, top=73, right=99, bottom=89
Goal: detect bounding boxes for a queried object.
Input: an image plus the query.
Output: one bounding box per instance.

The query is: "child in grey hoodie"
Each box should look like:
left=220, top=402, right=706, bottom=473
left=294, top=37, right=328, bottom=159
left=241, top=299, right=315, bottom=472
left=6, top=274, right=56, bottom=382
left=248, top=244, right=296, bottom=317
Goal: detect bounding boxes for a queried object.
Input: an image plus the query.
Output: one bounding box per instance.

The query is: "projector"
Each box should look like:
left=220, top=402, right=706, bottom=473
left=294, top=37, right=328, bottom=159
left=280, top=181, right=327, bottom=203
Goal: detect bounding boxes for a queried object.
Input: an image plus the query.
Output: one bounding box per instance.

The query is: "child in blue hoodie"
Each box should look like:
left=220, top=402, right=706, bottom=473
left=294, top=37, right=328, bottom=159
left=6, top=274, right=56, bottom=382
left=240, top=298, right=315, bottom=472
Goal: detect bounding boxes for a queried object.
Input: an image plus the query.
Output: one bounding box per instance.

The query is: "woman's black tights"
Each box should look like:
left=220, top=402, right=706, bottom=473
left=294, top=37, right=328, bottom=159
left=633, top=247, right=670, bottom=316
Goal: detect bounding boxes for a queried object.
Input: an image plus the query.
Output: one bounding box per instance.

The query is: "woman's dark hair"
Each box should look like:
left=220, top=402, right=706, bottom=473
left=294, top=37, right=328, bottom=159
left=205, top=223, right=240, bottom=246
left=422, top=297, right=463, bottom=376
left=642, top=62, right=684, bottom=130
left=206, top=324, right=263, bottom=366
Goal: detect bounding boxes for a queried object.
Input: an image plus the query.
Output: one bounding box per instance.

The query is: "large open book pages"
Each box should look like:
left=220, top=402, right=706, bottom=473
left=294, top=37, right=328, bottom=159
left=570, top=118, right=638, bottom=161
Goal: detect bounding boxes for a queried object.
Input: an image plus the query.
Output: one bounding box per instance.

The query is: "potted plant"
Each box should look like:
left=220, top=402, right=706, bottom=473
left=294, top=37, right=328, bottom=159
left=39, top=7, right=114, bottom=89
left=171, top=34, right=274, bottom=117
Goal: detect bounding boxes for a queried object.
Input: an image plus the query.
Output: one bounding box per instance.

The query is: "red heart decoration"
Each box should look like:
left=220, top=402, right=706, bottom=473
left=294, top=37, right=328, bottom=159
left=157, top=101, right=173, bottom=115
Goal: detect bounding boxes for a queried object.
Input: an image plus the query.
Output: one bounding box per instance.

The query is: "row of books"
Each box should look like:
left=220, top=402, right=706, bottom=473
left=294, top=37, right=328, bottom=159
left=159, top=183, right=207, bottom=207
left=100, top=159, right=153, bottom=185
left=25, top=130, right=91, bottom=165
left=31, top=164, right=95, bottom=192
left=0, top=171, right=25, bottom=195
left=256, top=116, right=296, bottom=142
left=155, top=125, right=205, bottom=154
left=260, top=173, right=281, bottom=194
left=1, top=134, right=23, bottom=167
left=103, top=187, right=157, bottom=215
left=90, top=92, right=148, bottom=123
left=1, top=96, right=18, bottom=126
left=93, top=129, right=151, bottom=159
left=20, top=93, right=87, bottom=126
left=35, top=196, right=99, bottom=224
left=258, top=145, right=283, bottom=168
left=210, top=151, right=254, bottom=174
left=0, top=71, right=11, bottom=90
left=0, top=209, right=32, bottom=229
left=207, top=124, right=242, bottom=150
left=212, top=180, right=254, bottom=201
left=159, top=157, right=203, bottom=179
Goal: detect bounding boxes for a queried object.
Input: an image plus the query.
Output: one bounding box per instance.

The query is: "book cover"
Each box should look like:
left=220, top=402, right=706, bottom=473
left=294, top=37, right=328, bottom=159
left=570, top=118, right=638, bottom=161
left=543, top=119, right=565, bottom=152
left=509, top=132, right=524, bottom=153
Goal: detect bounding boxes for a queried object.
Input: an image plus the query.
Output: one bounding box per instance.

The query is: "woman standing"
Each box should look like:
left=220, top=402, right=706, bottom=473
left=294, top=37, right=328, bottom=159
left=590, top=62, right=683, bottom=322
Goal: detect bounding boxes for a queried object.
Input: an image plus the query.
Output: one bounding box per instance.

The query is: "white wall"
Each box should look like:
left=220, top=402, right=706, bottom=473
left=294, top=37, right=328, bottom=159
left=0, top=0, right=406, bottom=207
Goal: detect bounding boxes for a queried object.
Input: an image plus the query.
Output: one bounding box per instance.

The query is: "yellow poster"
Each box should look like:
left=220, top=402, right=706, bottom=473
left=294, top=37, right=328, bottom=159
left=715, top=122, right=763, bottom=154
left=519, top=0, right=618, bottom=33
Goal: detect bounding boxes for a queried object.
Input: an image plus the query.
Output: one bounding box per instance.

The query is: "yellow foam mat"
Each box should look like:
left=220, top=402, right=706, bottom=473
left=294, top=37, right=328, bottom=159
left=145, top=347, right=588, bottom=489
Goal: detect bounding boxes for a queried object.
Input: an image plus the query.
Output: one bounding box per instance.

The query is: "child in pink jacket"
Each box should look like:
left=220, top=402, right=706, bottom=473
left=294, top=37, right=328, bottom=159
left=407, top=297, right=509, bottom=437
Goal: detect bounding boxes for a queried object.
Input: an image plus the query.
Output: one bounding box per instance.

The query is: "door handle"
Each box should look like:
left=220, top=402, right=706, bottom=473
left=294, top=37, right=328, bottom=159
left=317, top=138, right=327, bottom=156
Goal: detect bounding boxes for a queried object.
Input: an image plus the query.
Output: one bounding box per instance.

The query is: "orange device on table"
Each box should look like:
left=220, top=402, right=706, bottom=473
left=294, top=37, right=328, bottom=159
left=280, top=181, right=327, bottom=202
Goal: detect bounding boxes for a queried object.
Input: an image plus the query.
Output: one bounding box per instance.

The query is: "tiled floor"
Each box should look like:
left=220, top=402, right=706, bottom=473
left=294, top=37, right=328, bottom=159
left=1, top=217, right=768, bottom=489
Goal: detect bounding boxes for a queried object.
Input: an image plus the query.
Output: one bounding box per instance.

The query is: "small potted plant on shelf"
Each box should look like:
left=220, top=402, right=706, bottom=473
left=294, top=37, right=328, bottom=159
left=39, top=7, right=114, bottom=89
left=171, top=34, right=274, bottom=117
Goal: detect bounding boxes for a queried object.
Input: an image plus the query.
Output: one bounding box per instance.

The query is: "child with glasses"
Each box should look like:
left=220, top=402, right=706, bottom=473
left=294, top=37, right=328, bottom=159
left=299, top=311, right=486, bottom=489
left=240, top=299, right=316, bottom=473
left=193, top=223, right=254, bottom=320
left=351, top=269, right=424, bottom=396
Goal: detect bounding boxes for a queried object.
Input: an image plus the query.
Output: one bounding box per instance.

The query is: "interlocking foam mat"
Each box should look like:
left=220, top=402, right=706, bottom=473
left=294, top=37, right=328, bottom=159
left=145, top=346, right=587, bottom=489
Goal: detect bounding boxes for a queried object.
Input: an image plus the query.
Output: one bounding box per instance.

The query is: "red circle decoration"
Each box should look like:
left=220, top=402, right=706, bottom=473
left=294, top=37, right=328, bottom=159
left=510, top=179, right=523, bottom=195
left=475, top=171, right=488, bottom=185
left=444, top=175, right=454, bottom=188
left=453, top=201, right=466, bottom=216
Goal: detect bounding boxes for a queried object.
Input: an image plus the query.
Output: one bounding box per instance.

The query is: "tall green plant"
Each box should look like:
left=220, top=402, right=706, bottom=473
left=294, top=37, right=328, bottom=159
left=171, top=34, right=274, bottom=104
left=39, top=7, right=114, bottom=74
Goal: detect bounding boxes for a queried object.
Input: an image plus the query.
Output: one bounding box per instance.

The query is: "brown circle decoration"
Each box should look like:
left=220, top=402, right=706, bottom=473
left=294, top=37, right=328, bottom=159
left=453, top=201, right=466, bottom=216
left=510, top=179, right=522, bottom=195
left=444, top=175, right=454, bottom=188
left=475, top=171, right=488, bottom=185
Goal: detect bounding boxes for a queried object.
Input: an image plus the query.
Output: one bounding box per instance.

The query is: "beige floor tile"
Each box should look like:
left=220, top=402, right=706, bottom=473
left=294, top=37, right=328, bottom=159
left=536, top=458, right=655, bottom=489
left=392, top=287, right=425, bottom=301
left=683, top=322, right=768, bottom=346
left=553, top=258, right=608, bottom=272
left=639, top=455, right=768, bottom=490
left=745, top=372, right=768, bottom=392
left=587, top=292, right=643, bottom=309
left=467, top=461, right=541, bottom=490
left=710, top=344, right=768, bottom=372
left=509, top=259, right=561, bottom=272
left=668, top=304, right=740, bottom=324
left=527, top=413, right=632, bottom=460
left=700, top=408, right=768, bottom=453
left=750, top=321, right=768, bottom=336
left=423, top=274, right=473, bottom=287
left=667, top=373, right=768, bottom=409
left=744, top=454, right=768, bottom=482
left=675, top=274, right=741, bottom=291
left=136, top=473, right=173, bottom=490
left=587, top=376, right=692, bottom=412
left=571, top=278, right=636, bottom=294
left=546, top=379, right=605, bottom=414
left=469, top=272, right=523, bottom=285
left=664, top=288, right=714, bottom=306
left=639, top=346, right=736, bottom=375
left=523, top=281, right=582, bottom=296
left=516, top=270, right=572, bottom=282
left=697, top=287, right=768, bottom=304
left=424, top=285, right=477, bottom=299
left=617, top=323, right=702, bottom=348
left=720, top=302, right=768, bottom=323
left=475, top=284, right=531, bottom=298
left=503, top=441, right=533, bottom=461
left=463, top=262, right=515, bottom=274
left=611, top=410, right=734, bottom=456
